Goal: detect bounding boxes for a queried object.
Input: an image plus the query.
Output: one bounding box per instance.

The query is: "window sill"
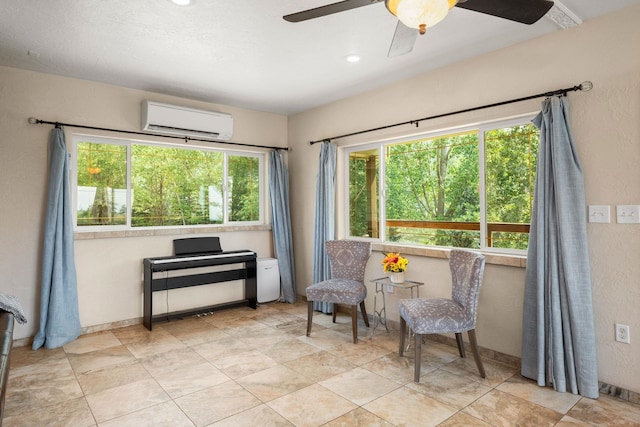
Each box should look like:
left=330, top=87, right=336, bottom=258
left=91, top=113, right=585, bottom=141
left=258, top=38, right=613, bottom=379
left=74, top=224, right=273, bottom=240
left=372, top=243, right=526, bottom=268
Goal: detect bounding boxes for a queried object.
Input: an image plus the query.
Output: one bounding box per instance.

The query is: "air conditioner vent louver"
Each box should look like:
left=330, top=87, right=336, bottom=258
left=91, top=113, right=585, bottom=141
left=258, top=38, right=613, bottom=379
left=141, top=100, right=233, bottom=140
left=145, top=124, right=220, bottom=138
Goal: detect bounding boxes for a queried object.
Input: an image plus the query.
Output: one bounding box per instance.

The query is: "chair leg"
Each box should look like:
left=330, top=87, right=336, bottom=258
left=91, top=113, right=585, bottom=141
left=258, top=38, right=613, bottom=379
left=399, top=317, right=406, bottom=356
left=306, top=301, right=313, bottom=337
left=359, top=301, right=370, bottom=327
left=414, top=333, right=422, bottom=383
left=332, top=304, right=337, bottom=323
left=351, top=305, right=358, bottom=343
left=455, top=332, right=466, bottom=358
left=468, top=329, right=486, bottom=378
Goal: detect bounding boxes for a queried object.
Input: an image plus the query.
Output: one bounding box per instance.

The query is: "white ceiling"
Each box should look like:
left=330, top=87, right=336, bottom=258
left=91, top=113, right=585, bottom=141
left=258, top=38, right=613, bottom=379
left=0, top=0, right=638, bottom=115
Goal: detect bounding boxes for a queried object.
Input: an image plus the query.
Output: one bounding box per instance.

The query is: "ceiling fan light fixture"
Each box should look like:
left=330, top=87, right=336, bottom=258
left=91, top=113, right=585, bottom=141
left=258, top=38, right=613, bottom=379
left=386, top=0, right=457, bottom=34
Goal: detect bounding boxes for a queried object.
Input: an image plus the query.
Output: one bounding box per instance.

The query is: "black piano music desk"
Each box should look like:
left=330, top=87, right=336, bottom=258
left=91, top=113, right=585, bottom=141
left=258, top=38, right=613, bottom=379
left=143, top=250, right=257, bottom=330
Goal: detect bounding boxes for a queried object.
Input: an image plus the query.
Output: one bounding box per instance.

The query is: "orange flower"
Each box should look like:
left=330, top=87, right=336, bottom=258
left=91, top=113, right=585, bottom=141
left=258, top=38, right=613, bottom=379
left=382, top=252, right=408, bottom=273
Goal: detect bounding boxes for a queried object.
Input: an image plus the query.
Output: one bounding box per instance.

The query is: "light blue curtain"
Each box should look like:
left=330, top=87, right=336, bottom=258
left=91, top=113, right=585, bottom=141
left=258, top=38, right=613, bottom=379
left=32, top=127, right=81, bottom=350
left=521, top=96, right=598, bottom=398
left=268, top=150, right=296, bottom=303
left=312, top=142, right=336, bottom=313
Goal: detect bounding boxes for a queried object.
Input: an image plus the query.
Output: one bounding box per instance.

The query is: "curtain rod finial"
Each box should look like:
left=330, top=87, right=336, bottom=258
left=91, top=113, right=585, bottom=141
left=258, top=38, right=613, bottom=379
left=580, top=81, right=593, bottom=92
left=308, top=139, right=331, bottom=146
left=28, top=117, right=39, bottom=124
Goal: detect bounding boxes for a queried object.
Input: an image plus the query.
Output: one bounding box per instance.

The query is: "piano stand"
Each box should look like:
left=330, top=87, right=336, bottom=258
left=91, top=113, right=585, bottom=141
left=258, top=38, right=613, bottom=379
left=143, top=251, right=257, bottom=331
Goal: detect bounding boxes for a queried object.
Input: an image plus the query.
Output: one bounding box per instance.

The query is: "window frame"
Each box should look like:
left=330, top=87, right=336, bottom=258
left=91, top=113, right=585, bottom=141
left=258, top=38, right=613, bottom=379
left=343, top=114, right=538, bottom=255
left=71, top=134, right=266, bottom=232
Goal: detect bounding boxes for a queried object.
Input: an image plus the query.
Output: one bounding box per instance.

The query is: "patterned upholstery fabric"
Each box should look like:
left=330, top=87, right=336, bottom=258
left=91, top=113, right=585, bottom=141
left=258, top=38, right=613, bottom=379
left=398, top=250, right=485, bottom=334
left=306, top=279, right=366, bottom=305
left=306, top=240, right=371, bottom=305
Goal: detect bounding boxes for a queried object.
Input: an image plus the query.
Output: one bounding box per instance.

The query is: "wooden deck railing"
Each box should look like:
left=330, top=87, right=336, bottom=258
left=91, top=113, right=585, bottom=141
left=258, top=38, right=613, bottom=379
left=386, top=220, right=530, bottom=247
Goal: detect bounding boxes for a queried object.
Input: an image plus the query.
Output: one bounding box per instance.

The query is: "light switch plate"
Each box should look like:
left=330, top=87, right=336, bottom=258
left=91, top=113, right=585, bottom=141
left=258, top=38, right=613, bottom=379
left=588, top=205, right=610, bottom=223
left=616, top=205, right=640, bottom=224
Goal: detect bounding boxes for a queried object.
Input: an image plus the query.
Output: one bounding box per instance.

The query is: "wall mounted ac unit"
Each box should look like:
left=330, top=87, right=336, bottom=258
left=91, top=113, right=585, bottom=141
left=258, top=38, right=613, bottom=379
left=141, top=100, right=233, bottom=140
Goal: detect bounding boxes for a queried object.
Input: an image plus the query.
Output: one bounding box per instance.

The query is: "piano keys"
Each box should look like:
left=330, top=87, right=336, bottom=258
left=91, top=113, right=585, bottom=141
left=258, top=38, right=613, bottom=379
left=147, top=250, right=257, bottom=269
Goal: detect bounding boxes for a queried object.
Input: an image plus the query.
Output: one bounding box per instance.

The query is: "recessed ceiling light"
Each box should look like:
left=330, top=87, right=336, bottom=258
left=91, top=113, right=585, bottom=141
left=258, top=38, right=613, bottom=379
left=170, top=0, right=192, bottom=5
left=346, top=54, right=361, bottom=63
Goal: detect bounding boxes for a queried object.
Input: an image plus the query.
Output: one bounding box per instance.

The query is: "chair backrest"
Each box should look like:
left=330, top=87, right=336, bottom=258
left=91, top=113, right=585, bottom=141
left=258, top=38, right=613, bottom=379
left=449, top=249, right=486, bottom=324
left=325, top=240, right=371, bottom=283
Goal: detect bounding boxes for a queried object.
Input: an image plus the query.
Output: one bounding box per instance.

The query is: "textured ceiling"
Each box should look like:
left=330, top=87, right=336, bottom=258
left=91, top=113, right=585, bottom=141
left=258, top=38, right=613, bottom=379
left=1, top=0, right=638, bottom=115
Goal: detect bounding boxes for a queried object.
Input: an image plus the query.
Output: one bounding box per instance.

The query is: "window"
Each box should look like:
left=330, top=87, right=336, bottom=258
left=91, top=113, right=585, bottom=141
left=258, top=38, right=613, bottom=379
left=74, top=136, right=264, bottom=229
left=77, top=141, right=127, bottom=226
left=347, top=118, right=539, bottom=252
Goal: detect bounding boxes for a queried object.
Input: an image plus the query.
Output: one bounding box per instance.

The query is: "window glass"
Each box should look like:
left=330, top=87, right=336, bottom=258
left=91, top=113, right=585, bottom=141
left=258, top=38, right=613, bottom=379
left=385, top=132, right=480, bottom=248
left=131, top=145, right=223, bottom=227
left=484, top=123, right=538, bottom=250
left=76, top=142, right=127, bottom=226
left=348, top=148, right=380, bottom=238
left=227, top=154, right=260, bottom=222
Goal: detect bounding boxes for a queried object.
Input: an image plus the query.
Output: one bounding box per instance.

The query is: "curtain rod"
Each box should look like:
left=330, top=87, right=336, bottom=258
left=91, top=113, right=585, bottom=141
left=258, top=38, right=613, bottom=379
left=27, top=117, right=289, bottom=151
left=309, top=81, right=593, bottom=145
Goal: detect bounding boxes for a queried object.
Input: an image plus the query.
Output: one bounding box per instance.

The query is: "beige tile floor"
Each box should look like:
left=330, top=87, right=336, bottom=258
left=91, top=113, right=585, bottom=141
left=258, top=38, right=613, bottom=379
left=4, top=301, right=640, bottom=426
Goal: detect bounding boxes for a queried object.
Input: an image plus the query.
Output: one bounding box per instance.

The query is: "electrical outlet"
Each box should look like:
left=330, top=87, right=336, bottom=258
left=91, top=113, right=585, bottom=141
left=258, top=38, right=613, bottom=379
left=615, top=324, right=630, bottom=344
left=385, top=284, right=394, bottom=294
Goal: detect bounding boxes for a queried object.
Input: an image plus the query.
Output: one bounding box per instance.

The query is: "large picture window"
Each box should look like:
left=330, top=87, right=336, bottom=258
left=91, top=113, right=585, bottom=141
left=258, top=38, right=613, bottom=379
left=74, top=136, right=263, bottom=229
left=347, top=118, right=538, bottom=252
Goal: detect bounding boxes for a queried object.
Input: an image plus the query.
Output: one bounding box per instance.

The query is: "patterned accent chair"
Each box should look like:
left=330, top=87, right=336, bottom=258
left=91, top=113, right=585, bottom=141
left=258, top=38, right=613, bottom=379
left=398, top=249, right=486, bottom=382
left=306, top=240, right=371, bottom=344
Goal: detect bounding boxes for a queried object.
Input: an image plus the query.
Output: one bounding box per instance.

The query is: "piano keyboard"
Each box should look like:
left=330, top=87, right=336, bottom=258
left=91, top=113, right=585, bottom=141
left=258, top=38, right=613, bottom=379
left=149, top=251, right=256, bottom=265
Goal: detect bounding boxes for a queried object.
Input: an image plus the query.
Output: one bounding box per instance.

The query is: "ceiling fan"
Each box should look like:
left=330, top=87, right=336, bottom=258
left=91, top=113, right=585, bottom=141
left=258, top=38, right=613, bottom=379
left=284, top=0, right=555, bottom=57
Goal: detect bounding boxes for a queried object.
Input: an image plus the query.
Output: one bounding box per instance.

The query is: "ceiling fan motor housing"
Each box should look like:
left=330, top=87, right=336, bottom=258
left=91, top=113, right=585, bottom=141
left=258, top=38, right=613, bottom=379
left=385, top=0, right=459, bottom=33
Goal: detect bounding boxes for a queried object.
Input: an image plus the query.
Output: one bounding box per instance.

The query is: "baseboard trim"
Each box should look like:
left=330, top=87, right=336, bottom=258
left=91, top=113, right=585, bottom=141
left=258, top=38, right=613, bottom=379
left=599, top=381, right=640, bottom=404
left=80, top=317, right=143, bottom=334
left=12, top=317, right=143, bottom=349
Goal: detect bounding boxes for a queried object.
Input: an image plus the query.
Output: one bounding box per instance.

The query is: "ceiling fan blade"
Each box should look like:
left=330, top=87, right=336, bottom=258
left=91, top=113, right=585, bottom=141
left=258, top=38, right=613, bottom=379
left=388, top=21, right=418, bottom=57
left=283, top=0, right=383, bottom=23
left=455, top=0, right=554, bottom=25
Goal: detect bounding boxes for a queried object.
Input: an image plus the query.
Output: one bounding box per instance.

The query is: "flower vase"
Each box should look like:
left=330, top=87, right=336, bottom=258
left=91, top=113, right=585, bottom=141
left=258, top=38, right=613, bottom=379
left=389, top=272, right=405, bottom=284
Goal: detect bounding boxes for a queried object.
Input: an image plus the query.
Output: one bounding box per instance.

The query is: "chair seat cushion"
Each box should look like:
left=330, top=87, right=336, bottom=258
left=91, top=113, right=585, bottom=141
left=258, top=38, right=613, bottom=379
left=306, top=279, right=367, bottom=305
left=398, top=298, right=473, bottom=334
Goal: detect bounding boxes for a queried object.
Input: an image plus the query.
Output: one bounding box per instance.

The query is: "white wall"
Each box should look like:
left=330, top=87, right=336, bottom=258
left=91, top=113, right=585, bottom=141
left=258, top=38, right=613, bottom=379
left=288, top=5, right=640, bottom=393
left=0, top=66, right=287, bottom=340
